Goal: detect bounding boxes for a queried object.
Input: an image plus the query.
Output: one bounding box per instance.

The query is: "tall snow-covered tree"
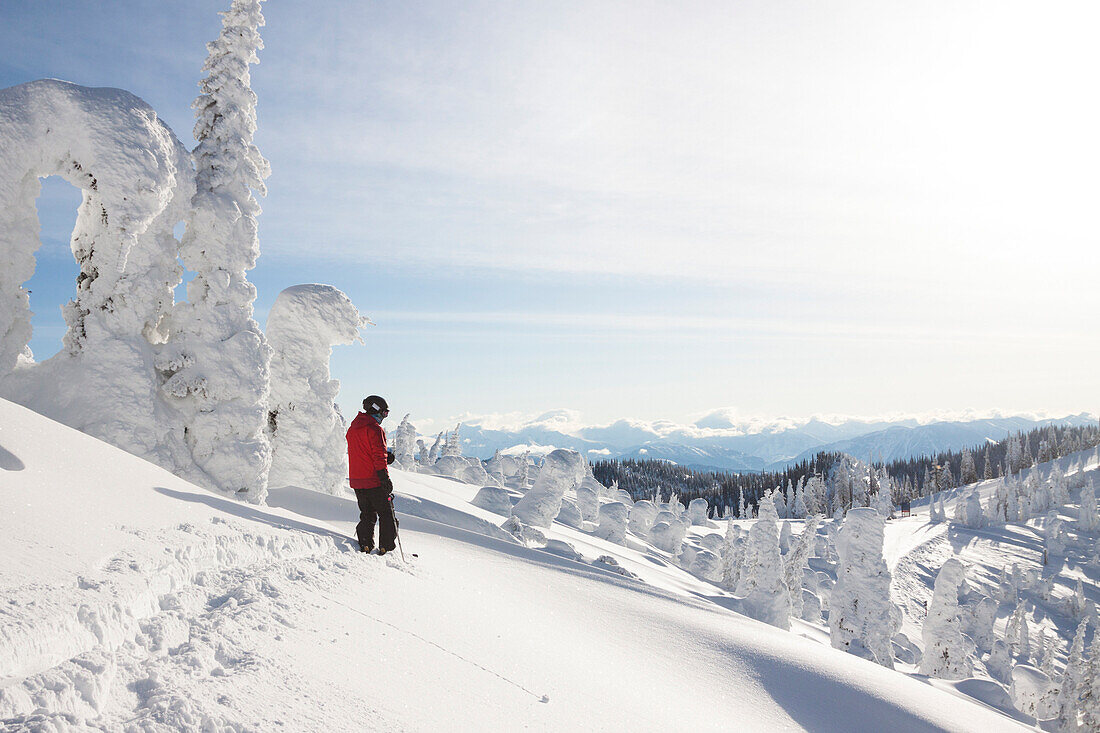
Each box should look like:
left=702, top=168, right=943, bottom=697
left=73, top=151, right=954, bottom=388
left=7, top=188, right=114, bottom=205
left=427, top=432, right=444, bottom=465
left=515, top=450, right=530, bottom=489
left=829, top=507, right=900, bottom=668
left=720, top=518, right=744, bottom=591
left=1082, top=634, right=1100, bottom=731
left=960, top=448, right=978, bottom=485
left=783, top=515, right=819, bottom=618
left=442, top=424, right=462, bottom=457
left=872, top=471, right=894, bottom=519
left=391, top=414, right=417, bottom=468
left=265, top=285, right=364, bottom=494
left=160, top=0, right=272, bottom=503
left=1057, top=619, right=1089, bottom=732
left=792, top=476, right=809, bottom=519
left=919, top=558, right=973, bottom=679
left=1081, top=484, right=1100, bottom=532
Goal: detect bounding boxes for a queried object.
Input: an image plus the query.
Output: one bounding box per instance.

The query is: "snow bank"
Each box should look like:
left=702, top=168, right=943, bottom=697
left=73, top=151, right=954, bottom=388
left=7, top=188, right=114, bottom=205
left=266, top=284, right=365, bottom=494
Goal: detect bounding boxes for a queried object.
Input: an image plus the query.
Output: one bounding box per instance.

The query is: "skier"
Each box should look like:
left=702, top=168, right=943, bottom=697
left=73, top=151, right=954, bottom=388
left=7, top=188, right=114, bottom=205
left=347, top=395, right=397, bottom=554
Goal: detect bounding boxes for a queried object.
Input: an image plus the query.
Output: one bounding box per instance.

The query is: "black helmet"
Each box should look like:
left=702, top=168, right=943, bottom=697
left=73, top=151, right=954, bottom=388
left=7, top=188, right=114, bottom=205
left=364, top=395, right=389, bottom=416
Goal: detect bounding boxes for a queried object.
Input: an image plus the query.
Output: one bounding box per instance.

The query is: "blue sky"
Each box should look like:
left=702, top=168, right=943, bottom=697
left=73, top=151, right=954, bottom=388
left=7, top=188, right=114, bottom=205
left=3, top=1, right=1098, bottom=430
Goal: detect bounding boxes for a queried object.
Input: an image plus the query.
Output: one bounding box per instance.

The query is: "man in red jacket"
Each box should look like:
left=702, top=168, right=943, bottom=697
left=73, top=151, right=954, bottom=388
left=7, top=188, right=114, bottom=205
left=347, top=395, right=397, bottom=554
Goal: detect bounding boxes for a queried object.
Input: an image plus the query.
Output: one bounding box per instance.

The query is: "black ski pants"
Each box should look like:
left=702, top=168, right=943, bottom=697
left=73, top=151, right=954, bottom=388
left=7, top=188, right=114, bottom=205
left=355, top=487, right=397, bottom=551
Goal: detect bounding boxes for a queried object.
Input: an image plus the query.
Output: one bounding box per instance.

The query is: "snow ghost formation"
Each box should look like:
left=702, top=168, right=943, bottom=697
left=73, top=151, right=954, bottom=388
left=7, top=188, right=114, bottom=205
left=627, top=500, right=660, bottom=538
left=511, top=449, right=586, bottom=528
left=0, top=80, right=193, bottom=463
left=919, top=558, right=974, bottom=679
left=735, top=492, right=791, bottom=630
left=158, top=0, right=274, bottom=503
left=687, top=498, right=711, bottom=526
left=266, top=285, right=365, bottom=493
left=829, top=507, right=900, bottom=668
left=595, top=502, right=629, bottom=544
left=649, top=514, right=690, bottom=554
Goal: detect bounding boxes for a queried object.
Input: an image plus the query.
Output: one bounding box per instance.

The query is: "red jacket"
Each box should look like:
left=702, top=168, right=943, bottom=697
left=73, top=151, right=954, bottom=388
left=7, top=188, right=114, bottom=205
left=347, top=412, right=388, bottom=489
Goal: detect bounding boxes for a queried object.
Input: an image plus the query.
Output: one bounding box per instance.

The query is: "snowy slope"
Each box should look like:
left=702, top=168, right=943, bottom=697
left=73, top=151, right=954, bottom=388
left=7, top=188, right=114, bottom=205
left=883, top=451, right=1100, bottom=671
left=0, top=398, right=1029, bottom=731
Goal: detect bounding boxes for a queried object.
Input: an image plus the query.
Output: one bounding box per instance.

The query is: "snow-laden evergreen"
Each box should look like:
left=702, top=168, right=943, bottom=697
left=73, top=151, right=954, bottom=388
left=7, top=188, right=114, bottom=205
left=830, top=507, right=900, bottom=668
left=784, top=515, right=819, bottom=618
left=158, top=0, right=273, bottom=502
left=265, top=285, right=364, bottom=493
left=0, top=80, right=193, bottom=468
left=919, top=558, right=974, bottom=679
left=734, top=490, right=790, bottom=630
left=511, top=448, right=585, bottom=528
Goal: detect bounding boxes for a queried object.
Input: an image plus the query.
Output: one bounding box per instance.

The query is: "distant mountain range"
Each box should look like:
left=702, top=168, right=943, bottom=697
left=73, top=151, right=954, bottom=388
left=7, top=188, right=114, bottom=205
left=431, top=411, right=1096, bottom=473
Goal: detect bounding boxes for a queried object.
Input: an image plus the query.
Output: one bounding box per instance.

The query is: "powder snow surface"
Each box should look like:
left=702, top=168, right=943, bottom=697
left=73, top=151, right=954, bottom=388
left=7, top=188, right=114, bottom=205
left=0, top=397, right=1029, bottom=731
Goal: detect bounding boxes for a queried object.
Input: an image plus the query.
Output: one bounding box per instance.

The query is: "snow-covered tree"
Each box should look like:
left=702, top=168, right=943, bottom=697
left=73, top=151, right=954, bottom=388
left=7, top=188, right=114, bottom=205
left=953, top=488, right=984, bottom=528
left=511, top=449, right=585, bottom=528
left=1082, top=634, right=1100, bottom=731
left=1081, top=484, right=1100, bottom=532
left=735, top=490, right=790, bottom=629
left=0, top=81, right=194, bottom=469
left=774, top=485, right=788, bottom=519
left=650, top=514, right=690, bottom=554
left=1056, top=619, right=1090, bottom=731
left=985, top=639, right=1012, bottom=684
left=830, top=507, right=900, bottom=668
left=792, top=477, right=809, bottom=519
left=872, top=472, right=894, bottom=519
left=738, top=487, right=748, bottom=520
left=919, top=558, right=973, bottom=679
left=1017, top=605, right=1031, bottom=663
left=1045, top=511, right=1067, bottom=563
left=265, top=285, right=364, bottom=494
left=967, top=596, right=998, bottom=655
left=720, top=518, right=744, bottom=591
left=960, top=448, right=978, bottom=485
left=426, top=432, right=444, bottom=465
left=930, top=496, right=946, bottom=523
left=1038, top=629, right=1055, bottom=678
left=390, top=414, right=418, bottom=468
left=784, top=515, right=819, bottom=618
left=688, top=497, right=711, bottom=526
left=1069, top=579, right=1090, bottom=620
left=442, top=424, right=462, bottom=457
left=515, top=449, right=530, bottom=489
left=804, top=474, right=826, bottom=516
left=160, top=0, right=273, bottom=503
left=1051, top=464, right=1070, bottom=505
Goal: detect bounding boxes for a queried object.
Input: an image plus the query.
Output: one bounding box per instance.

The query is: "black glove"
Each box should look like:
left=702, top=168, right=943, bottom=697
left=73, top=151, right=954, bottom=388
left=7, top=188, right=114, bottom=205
left=377, top=469, right=394, bottom=493
left=386, top=449, right=395, bottom=465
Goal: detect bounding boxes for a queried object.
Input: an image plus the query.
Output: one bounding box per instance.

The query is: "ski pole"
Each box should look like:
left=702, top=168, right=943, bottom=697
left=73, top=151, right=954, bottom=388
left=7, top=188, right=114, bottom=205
left=388, top=494, right=407, bottom=562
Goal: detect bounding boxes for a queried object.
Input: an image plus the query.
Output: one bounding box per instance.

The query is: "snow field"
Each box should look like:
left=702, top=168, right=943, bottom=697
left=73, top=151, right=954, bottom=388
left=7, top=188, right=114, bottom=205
left=0, top=397, right=1032, bottom=731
